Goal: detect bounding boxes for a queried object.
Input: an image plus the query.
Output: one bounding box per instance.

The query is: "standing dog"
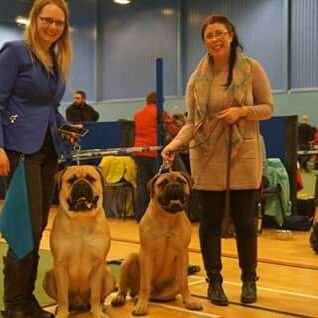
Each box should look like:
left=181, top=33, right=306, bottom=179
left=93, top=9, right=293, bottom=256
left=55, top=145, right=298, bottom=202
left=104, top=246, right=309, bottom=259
left=111, top=171, right=203, bottom=315
left=43, top=166, right=115, bottom=318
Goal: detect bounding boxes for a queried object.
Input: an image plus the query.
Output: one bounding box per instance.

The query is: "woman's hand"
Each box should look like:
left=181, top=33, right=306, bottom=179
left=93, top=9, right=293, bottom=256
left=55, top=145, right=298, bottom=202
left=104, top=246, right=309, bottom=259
left=0, top=148, right=10, bottom=176
left=161, top=146, right=176, bottom=167
left=161, top=140, right=182, bottom=166
left=217, top=107, right=248, bottom=125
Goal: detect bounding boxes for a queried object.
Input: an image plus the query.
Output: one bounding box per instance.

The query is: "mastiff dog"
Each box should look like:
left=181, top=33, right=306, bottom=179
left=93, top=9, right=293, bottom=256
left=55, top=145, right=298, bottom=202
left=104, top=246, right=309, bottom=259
left=111, top=171, right=203, bottom=316
left=43, top=165, right=115, bottom=318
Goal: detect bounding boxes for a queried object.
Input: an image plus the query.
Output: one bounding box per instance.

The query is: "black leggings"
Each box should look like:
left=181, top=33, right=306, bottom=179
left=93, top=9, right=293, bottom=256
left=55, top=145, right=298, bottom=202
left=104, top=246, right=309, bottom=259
left=198, top=189, right=258, bottom=281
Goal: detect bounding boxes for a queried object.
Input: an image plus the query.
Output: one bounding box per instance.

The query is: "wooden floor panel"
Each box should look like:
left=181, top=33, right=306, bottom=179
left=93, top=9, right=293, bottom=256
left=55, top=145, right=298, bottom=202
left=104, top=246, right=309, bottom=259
left=3, top=206, right=318, bottom=318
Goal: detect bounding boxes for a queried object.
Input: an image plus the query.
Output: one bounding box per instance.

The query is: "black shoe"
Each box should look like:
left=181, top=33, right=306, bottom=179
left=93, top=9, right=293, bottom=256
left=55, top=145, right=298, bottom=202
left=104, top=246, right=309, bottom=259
left=241, top=280, right=257, bottom=304
left=207, top=279, right=229, bottom=306
left=0, top=309, right=27, bottom=318
left=24, top=296, right=54, bottom=318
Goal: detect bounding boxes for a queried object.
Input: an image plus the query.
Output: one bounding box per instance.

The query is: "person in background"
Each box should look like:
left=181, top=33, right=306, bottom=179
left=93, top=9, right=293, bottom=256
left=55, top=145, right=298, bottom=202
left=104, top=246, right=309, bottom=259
left=66, top=90, right=99, bottom=122
left=298, top=115, right=314, bottom=171
left=162, top=14, right=274, bottom=306
left=0, top=0, right=73, bottom=317
left=133, top=91, right=159, bottom=223
left=172, top=111, right=186, bottom=130
left=133, top=91, right=181, bottom=222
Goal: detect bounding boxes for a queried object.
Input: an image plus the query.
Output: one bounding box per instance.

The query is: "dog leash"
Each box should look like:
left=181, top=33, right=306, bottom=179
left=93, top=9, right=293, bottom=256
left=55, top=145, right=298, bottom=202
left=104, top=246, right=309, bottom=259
left=157, top=162, right=172, bottom=174
left=60, top=145, right=163, bottom=164
left=221, top=124, right=235, bottom=238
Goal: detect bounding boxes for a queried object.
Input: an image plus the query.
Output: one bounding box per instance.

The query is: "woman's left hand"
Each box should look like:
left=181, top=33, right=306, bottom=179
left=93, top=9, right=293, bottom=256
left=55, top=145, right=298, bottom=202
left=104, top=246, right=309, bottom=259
left=217, top=107, right=247, bottom=125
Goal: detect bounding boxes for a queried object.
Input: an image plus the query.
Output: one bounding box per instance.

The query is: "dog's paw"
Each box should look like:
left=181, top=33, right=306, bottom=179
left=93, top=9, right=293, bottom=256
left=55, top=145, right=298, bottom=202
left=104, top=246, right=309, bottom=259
left=132, top=301, right=148, bottom=316
left=111, top=293, right=126, bottom=307
left=185, top=301, right=203, bottom=311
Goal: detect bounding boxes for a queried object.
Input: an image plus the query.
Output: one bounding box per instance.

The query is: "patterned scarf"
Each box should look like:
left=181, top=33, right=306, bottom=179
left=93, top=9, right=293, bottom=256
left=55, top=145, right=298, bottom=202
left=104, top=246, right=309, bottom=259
left=192, top=52, right=252, bottom=157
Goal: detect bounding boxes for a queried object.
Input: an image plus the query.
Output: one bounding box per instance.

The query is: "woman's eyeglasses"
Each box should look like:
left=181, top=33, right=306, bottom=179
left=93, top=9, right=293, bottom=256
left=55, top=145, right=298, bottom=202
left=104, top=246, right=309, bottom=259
left=205, top=31, right=229, bottom=40
left=38, top=16, right=65, bottom=28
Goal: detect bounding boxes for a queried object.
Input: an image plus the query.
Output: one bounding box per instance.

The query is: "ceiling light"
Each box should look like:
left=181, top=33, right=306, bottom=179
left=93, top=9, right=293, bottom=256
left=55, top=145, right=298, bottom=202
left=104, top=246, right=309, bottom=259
left=15, top=16, right=29, bottom=26
left=113, top=0, right=131, bottom=5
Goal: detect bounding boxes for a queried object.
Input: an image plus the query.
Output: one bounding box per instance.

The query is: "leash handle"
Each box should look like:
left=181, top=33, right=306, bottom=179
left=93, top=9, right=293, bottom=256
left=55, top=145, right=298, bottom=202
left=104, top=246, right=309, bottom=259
left=73, top=142, right=81, bottom=166
left=158, top=162, right=172, bottom=174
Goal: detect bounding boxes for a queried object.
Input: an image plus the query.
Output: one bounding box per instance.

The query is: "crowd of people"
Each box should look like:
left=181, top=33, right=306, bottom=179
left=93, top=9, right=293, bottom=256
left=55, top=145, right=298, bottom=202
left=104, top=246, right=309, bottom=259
left=1, top=0, right=316, bottom=317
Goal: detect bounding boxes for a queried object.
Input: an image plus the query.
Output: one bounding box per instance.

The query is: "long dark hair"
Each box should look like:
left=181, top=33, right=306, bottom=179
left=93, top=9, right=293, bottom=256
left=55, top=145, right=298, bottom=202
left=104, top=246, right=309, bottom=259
left=201, top=14, right=243, bottom=87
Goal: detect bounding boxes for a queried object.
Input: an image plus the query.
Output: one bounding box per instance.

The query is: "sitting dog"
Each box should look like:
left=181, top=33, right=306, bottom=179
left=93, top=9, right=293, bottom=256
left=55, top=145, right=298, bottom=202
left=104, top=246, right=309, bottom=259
left=111, top=171, right=203, bottom=315
left=43, top=165, right=115, bottom=318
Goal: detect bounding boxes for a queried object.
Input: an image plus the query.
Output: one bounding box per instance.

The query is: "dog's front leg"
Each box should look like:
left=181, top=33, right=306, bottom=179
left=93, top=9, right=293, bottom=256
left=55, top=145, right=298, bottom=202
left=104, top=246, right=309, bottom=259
left=91, top=262, right=108, bottom=318
left=179, top=252, right=203, bottom=311
left=54, top=262, right=70, bottom=318
left=132, top=249, right=152, bottom=316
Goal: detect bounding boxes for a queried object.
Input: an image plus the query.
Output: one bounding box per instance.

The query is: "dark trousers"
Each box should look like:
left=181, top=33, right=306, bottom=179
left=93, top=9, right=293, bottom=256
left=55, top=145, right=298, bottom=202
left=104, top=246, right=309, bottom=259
left=298, top=143, right=311, bottom=170
left=2, top=131, right=58, bottom=310
left=198, top=189, right=258, bottom=281
left=134, top=156, right=157, bottom=222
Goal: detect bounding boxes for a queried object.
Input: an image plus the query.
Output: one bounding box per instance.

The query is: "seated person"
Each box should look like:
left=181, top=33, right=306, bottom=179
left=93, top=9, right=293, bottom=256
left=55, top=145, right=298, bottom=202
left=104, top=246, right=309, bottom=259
left=298, top=115, right=314, bottom=171
left=66, top=90, right=99, bottom=122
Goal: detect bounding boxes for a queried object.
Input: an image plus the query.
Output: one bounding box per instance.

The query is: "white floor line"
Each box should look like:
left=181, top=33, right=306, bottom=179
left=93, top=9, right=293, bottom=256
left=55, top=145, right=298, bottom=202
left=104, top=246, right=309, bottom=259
left=188, top=278, right=318, bottom=301
left=223, top=280, right=318, bottom=300
left=188, top=278, right=206, bottom=286
left=149, top=302, right=220, bottom=318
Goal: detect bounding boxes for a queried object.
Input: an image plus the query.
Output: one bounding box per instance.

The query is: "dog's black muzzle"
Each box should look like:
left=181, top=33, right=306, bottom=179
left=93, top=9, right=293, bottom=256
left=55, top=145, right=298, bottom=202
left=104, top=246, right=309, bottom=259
left=158, top=182, right=189, bottom=214
left=67, top=179, right=99, bottom=212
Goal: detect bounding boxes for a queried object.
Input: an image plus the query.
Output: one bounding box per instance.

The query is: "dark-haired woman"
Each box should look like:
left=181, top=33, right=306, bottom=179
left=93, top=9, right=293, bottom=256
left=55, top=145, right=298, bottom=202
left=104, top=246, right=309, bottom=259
left=162, top=14, right=274, bottom=306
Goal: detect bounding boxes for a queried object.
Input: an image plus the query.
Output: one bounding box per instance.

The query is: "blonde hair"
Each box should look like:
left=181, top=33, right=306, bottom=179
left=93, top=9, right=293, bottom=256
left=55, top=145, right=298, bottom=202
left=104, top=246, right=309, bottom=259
left=24, top=0, right=72, bottom=81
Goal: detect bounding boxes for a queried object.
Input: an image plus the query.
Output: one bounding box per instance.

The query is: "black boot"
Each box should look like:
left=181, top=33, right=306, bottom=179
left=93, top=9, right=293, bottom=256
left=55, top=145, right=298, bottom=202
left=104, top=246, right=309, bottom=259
left=236, top=236, right=258, bottom=304
left=24, top=254, right=54, bottom=318
left=2, top=252, right=32, bottom=318
left=199, top=228, right=228, bottom=306
left=206, top=275, right=229, bottom=306
left=241, top=278, right=257, bottom=304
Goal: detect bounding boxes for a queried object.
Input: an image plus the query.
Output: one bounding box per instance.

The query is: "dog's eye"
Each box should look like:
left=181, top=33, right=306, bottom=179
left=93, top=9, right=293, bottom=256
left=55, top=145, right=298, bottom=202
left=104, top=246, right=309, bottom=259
left=67, top=176, right=78, bottom=184
left=86, top=174, right=96, bottom=183
left=176, top=177, right=186, bottom=185
left=158, top=179, right=169, bottom=188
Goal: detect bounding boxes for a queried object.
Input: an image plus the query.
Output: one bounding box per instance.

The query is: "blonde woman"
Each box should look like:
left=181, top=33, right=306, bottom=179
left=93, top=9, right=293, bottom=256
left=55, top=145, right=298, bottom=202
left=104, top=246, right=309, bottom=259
left=0, top=0, right=72, bottom=317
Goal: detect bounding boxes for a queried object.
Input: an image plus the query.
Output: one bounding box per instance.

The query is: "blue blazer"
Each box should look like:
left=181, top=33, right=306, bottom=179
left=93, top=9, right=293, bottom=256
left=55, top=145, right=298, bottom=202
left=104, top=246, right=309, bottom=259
left=0, top=40, right=67, bottom=155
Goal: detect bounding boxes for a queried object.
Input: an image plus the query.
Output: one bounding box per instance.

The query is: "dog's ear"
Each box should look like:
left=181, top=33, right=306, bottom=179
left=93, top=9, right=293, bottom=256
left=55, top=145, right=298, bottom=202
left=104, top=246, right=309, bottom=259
left=94, top=166, right=105, bottom=190
left=55, top=167, right=67, bottom=190
left=147, top=174, right=160, bottom=198
left=178, top=171, right=193, bottom=191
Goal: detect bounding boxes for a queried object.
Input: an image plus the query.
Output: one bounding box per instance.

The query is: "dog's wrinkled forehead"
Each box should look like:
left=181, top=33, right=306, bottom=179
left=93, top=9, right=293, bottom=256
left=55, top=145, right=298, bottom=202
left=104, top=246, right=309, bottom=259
left=56, top=165, right=104, bottom=189
left=155, top=172, right=187, bottom=185
left=149, top=171, right=192, bottom=197
left=64, top=166, right=97, bottom=179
